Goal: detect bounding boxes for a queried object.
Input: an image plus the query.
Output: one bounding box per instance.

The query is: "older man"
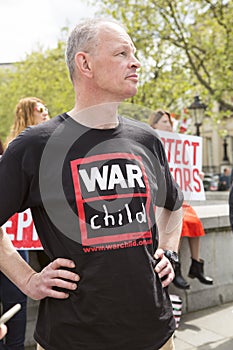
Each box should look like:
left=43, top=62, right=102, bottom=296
left=0, top=18, right=183, bottom=350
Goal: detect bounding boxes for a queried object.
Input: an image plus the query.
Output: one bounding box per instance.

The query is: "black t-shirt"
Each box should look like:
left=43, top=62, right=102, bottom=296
left=0, top=114, right=183, bottom=350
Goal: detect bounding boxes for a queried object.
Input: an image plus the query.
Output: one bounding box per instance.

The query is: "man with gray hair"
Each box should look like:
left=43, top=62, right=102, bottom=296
left=0, top=18, right=183, bottom=350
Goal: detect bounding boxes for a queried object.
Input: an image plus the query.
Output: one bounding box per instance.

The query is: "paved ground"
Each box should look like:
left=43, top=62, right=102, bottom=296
left=174, top=302, right=233, bottom=349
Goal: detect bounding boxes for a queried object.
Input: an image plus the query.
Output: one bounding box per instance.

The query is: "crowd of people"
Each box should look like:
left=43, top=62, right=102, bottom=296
left=0, top=16, right=232, bottom=350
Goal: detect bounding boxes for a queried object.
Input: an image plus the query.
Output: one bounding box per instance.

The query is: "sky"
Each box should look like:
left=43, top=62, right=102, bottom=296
left=0, top=0, right=97, bottom=63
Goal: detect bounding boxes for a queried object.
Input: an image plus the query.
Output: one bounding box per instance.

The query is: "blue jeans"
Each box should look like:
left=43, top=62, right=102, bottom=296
left=0, top=250, right=28, bottom=350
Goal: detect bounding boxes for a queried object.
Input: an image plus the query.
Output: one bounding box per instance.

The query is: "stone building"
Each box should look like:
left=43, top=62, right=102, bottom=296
left=201, top=115, right=233, bottom=174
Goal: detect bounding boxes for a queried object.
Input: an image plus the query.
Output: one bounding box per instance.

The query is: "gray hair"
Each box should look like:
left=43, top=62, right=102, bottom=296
left=66, top=18, right=123, bottom=82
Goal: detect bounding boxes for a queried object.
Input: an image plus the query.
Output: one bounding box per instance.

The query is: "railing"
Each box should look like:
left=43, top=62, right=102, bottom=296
left=202, top=165, right=220, bottom=174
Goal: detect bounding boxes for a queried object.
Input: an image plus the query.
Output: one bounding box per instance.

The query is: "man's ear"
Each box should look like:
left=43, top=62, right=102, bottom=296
left=74, top=52, right=93, bottom=78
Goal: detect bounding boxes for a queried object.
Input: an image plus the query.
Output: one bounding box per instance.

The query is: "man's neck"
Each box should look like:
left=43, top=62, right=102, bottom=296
left=67, top=102, right=120, bottom=129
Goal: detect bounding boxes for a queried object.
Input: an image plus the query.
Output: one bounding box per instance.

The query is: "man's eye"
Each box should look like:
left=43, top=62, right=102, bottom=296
left=119, top=51, right=127, bottom=56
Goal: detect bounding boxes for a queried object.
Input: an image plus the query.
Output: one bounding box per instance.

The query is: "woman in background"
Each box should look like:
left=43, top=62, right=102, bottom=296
left=5, top=97, right=49, bottom=146
left=0, top=97, right=49, bottom=350
left=149, top=110, right=213, bottom=289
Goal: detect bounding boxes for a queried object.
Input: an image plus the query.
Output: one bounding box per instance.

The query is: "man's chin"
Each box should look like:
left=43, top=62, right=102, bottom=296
left=124, top=88, right=138, bottom=99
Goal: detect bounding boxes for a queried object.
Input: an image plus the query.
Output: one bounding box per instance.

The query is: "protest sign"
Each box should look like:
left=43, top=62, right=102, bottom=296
left=2, top=209, right=42, bottom=249
left=156, top=130, right=205, bottom=201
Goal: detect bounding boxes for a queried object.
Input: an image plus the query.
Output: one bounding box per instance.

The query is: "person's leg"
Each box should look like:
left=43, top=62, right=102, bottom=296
left=172, top=238, right=190, bottom=290
left=188, top=237, right=200, bottom=261
left=0, top=251, right=28, bottom=350
left=0, top=275, right=27, bottom=350
left=188, top=238, right=213, bottom=284
left=159, top=335, right=175, bottom=350
left=172, top=261, right=190, bottom=289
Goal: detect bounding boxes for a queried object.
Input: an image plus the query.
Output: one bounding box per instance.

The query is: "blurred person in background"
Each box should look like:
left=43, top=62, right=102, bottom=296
left=5, top=97, right=49, bottom=147
left=149, top=110, right=213, bottom=289
left=218, top=167, right=230, bottom=191
left=0, top=97, right=50, bottom=350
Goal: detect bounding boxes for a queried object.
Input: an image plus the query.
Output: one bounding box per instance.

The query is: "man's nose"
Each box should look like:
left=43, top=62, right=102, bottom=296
left=131, top=55, right=141, bottom=69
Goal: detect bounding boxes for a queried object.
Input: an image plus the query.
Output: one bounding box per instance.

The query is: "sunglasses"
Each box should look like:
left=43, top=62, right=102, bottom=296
left=34, top=105, right=48, bottom=113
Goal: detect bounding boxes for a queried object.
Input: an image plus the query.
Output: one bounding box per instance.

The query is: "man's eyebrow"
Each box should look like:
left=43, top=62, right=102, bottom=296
left=114, top=43, right=137, bottom=52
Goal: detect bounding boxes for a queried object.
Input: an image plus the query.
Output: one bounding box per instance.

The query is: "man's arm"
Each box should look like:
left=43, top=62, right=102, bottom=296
left=156, top=207, right=182, bottom=252
left=154, top=207, right=182, bottom=287
left=0, top=227, right=80, bottom=300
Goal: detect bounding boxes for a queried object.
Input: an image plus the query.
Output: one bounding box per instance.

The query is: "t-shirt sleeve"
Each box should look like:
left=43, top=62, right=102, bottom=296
left=153, top=137, right=183, bottom=211
left=0, top=143, right=32, bottom=226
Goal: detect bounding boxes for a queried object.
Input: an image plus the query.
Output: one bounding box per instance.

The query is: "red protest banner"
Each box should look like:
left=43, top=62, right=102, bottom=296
left=2, top=209, right=42, bottom=250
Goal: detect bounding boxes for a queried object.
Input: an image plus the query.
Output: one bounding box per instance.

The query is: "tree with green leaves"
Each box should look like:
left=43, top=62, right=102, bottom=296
left=0, top=39, right=74, bottom=142
left=1, top=2, right=233, bottom=140
left=93, top=0, right=233, bottom=116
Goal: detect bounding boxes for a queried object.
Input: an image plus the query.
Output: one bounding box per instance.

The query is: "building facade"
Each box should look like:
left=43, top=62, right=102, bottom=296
left=201, top=115, right=233, bottom=175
